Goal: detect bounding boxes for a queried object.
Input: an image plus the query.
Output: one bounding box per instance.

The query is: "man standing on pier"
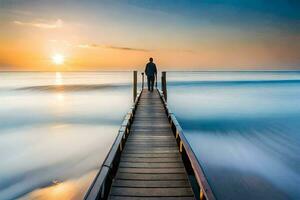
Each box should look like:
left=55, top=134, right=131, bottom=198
left=145, top=57, right=157, bottom=92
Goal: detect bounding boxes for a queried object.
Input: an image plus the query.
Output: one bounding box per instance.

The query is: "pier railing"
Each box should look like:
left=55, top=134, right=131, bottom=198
left=84, top=88, right=142, bottom=200
left=157, top=72, right=216, bottom=200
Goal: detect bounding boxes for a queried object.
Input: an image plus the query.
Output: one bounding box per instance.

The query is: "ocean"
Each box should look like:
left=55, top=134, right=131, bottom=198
left=167, top=71, right=300, bottom=200
left=0, top=72, right=133, bottom=200
left=0, top=71, right=300, bottom=200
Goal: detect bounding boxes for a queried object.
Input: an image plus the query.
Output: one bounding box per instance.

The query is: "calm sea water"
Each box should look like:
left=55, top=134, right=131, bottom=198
left=0, top=72, right=133, bottom=200
left=167, top=71, right=300, bottom=200
left=1, top=71, right=300, bottom=200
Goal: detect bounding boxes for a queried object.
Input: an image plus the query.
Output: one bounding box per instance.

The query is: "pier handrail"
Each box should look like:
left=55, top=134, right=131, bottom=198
left=158, top=89, right=216, bottom=200
left=84, top=90, right=143, bottom=200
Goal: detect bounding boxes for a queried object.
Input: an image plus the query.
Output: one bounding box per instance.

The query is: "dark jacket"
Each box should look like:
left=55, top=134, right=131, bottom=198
left=145, top=62, right=157, bottom=77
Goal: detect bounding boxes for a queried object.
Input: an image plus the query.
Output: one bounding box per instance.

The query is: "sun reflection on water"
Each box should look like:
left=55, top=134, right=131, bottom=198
left=54, top=72, right=65, bottom=103
left=55, top=93, right=65, bottom=101
left=18, top=170, right=97, bottom=200
left=55, top=72, right=63, bottom=85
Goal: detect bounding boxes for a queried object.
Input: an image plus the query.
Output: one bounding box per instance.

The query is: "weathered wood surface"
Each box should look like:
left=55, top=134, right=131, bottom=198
left=108, top=90, right=195, bottom=199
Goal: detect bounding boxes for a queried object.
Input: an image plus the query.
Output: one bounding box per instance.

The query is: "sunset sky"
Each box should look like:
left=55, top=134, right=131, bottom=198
left=0, top=0, right=299, bottom=71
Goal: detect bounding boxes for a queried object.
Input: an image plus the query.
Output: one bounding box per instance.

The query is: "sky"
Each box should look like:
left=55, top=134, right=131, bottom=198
left=0, top=0, right=299, bottom=71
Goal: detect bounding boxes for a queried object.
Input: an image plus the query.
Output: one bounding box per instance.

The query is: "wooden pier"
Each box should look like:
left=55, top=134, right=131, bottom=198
left=84, top=72, right=215, bottom=200
left=109, top=89, right=194, bottom=199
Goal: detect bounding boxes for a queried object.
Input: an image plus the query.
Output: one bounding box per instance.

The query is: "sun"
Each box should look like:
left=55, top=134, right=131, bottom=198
left=52, top=54, right=65, bottom=65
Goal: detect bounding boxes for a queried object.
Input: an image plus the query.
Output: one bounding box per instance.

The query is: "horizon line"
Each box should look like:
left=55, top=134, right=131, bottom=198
left=1, top=69, right=300, bottom=73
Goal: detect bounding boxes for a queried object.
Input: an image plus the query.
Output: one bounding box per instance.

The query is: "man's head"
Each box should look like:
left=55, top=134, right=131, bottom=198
left=149, top=57, right=153, bottom=62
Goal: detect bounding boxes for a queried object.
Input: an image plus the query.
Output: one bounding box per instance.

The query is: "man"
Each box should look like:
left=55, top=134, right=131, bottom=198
left=145, top=57, right=157, bottom=92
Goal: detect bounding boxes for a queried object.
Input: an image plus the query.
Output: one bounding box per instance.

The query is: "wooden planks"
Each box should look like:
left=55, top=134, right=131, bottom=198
left=110, top=188, right=193, bottom=196
left=113, top=180, right=191, bottom=188
left=108, top=90, right=195, bottom=199
left=109, top=197, right=194, bottom=200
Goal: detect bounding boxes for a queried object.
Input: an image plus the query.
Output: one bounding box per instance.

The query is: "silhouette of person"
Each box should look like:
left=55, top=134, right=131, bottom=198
left=145, top=57, right=157, bottom=92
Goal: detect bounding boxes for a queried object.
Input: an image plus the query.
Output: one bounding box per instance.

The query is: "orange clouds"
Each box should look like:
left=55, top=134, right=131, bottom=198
left=13, top=19, right=63, bottom=29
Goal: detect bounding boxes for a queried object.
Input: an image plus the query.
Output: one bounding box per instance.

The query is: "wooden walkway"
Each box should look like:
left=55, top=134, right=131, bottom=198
left=108, top=89, right=195, bottom=200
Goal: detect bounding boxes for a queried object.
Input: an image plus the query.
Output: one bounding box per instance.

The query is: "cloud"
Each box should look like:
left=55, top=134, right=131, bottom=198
left=77, top=44, right=100, bottom=49
left=10, top=9, right=33, bottom=16
left=77, top=44, right=150, bottom=52
left=13, top=19, right=63, bottom=29
left=106, top=45, right=150, bottom=52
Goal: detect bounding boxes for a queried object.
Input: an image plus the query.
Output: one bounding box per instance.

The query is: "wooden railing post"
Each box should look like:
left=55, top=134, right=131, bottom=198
left=141, top=72, right=144, bottom=89
left=200, top=188, right=205, bottom=200
left=161, top=71, right=167, bottom=101
left=133, top=71, right=137, bottom=101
